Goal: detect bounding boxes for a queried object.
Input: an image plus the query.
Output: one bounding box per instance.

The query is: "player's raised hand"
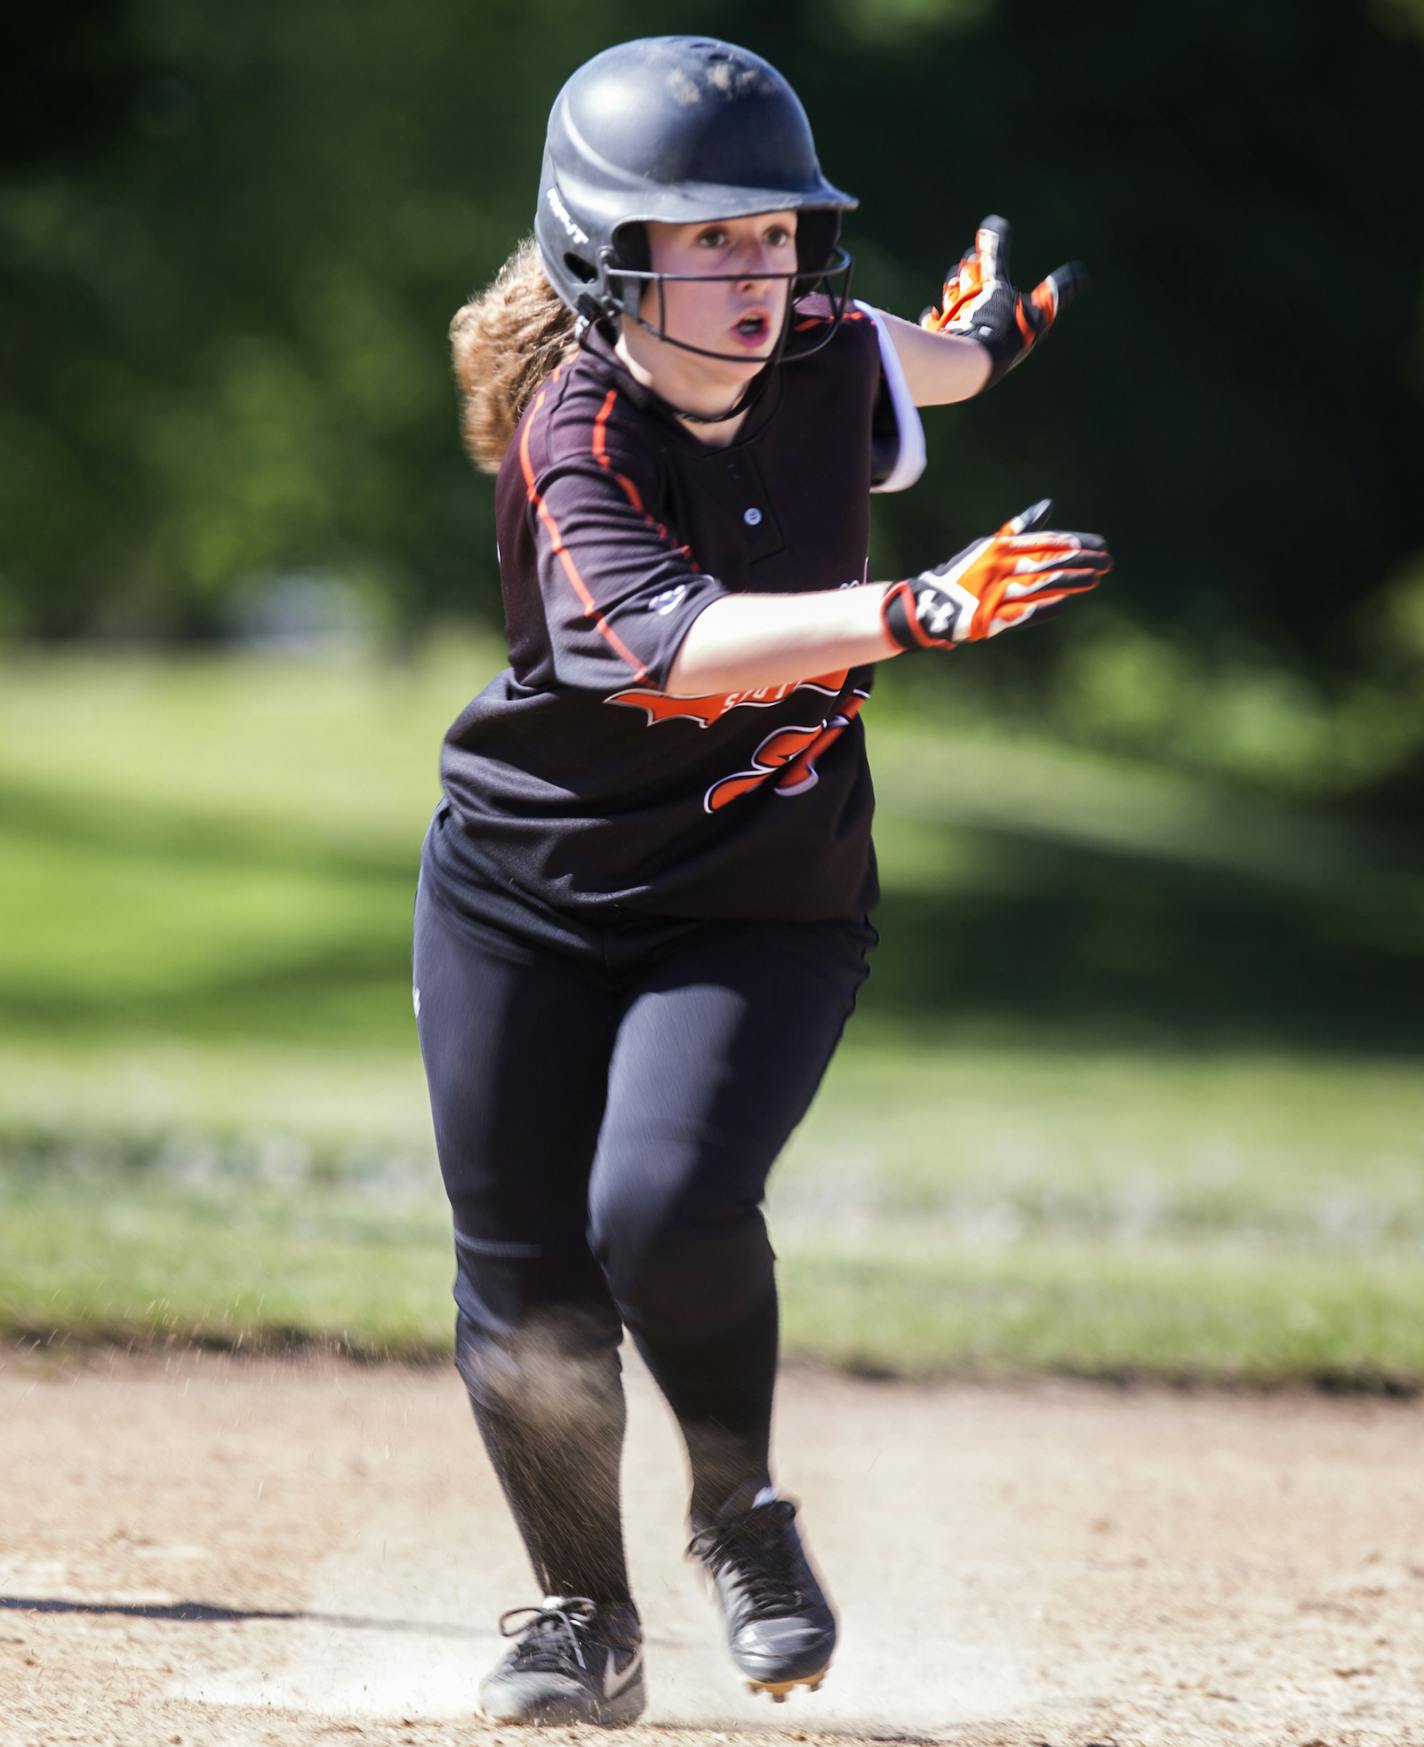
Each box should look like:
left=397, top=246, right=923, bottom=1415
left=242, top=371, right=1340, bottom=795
left=920, top=216, right=1086, bottom=387
left=881, top=499, right=1111, bottom=649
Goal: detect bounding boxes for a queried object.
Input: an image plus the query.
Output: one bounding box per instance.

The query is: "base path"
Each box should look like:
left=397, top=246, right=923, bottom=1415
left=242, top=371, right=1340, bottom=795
left=3, top=1349, right=1422, bottom=1747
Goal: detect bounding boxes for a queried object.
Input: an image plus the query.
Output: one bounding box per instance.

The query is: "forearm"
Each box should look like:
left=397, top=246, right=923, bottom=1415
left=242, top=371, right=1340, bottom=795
left=665, top=503, right=1112, bottom=695
left=664, top=585, right=901, bottom=697
left=864, top=306, right=992, bottom=405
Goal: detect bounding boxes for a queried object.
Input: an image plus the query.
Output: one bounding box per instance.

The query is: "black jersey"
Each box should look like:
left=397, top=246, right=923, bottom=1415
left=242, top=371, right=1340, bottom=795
left=429, top=302, right=884, bottom=927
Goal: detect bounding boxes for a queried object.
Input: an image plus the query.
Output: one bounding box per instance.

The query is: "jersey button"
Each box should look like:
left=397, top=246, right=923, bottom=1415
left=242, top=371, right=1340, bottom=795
left=742, top=507, right=763, bottom=527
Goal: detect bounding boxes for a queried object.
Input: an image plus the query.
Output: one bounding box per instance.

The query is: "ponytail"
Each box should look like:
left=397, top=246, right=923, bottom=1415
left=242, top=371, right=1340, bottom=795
left=449, top=238, right=580, bottom=474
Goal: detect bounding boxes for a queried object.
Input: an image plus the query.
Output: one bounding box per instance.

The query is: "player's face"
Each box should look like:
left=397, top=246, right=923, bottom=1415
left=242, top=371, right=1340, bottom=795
left=635, top=212, right=798, bottom=385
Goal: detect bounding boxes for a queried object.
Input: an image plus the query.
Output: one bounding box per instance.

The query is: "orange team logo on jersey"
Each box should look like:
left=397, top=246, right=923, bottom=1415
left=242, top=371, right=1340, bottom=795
left=704, top=690, right=868, bottom=812
left=606, top=669, right=850, bottom=729
left=606, top=672, right=866, bottom=812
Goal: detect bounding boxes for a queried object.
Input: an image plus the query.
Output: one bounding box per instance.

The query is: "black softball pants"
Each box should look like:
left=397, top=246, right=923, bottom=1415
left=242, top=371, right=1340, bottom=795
left=412, top=874, right=873, bottom=1607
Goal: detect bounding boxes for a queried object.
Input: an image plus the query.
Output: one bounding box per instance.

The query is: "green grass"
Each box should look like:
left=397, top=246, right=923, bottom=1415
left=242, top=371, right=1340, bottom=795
left=3, top=642, right=1423, bottom=1381
left=4, top=1159, right=1422, bottom=1383
left=0, top=1165, right=452, bottom=1357
left=779, top=1237, right=1424, bottom=1385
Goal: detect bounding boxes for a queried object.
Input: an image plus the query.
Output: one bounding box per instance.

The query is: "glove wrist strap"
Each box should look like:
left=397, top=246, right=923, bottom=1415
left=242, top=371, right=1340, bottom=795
left=882, top=579, right=961, bottom=652
left=965, top=305, right=1034, bottom=390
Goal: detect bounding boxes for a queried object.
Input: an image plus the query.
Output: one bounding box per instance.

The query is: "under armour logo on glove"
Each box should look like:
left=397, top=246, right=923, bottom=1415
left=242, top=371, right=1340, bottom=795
left=882, top=499, right=1112, bottom=650
left=920, top=215, right=1086, bottom=388
left=916, top=587, right=961, bottom=640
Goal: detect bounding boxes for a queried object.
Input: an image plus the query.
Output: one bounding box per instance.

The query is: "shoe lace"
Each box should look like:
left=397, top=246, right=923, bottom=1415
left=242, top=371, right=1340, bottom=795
left=496, top=1596, right=597, bottom=1675
left=686, top=1498, right=805, bottom=1621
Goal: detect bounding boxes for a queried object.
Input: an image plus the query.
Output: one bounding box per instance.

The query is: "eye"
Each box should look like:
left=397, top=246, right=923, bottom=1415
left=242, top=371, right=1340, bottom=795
left=763, top=224, right=793, bottom=248
left=695, top=226, right=729, bottom=248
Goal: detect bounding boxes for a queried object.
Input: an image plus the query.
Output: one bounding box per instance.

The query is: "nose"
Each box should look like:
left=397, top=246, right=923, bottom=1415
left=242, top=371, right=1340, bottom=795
left=734, top=240, right=778, bottom=285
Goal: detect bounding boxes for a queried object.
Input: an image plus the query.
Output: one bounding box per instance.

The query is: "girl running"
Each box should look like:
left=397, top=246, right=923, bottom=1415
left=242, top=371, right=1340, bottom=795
left=414, top=33, right=1110, bottom=1725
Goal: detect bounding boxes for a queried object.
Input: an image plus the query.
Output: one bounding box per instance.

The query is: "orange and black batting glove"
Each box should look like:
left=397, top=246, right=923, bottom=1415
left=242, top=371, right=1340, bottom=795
left=920, top=215, right=1086, bottom=388
left=881, top=500, right=1111, bottom=650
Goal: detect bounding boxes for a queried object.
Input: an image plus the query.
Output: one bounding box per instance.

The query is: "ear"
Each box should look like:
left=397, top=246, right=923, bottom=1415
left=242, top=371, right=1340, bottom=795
left=793, top=210, right=841, bottom=284
left=609, top=222, right=650, bottom=273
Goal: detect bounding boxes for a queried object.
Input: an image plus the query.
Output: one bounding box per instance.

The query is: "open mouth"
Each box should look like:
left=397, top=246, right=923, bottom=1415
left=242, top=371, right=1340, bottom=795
left=731, top=311, right=771, bottom=348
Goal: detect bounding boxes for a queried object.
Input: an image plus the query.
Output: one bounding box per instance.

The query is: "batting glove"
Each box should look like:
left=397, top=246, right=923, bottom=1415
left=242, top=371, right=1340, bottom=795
left=920, top=215, right=1086, bottom=387
left=881, top=499, right=1111, bottom=650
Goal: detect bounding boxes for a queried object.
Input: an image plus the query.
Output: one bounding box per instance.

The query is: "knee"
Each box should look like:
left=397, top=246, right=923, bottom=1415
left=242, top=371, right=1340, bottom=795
left=454, top=1297, right=623, bottom=1421
left=590, top=1193, right=775, bottom=1337
left=454, top=1306, right=521, bottom=1413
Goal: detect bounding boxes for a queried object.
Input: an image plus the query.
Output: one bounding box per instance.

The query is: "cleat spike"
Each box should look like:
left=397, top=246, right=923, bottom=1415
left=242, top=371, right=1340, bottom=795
left=742, top=1668, right=832, bottom=1702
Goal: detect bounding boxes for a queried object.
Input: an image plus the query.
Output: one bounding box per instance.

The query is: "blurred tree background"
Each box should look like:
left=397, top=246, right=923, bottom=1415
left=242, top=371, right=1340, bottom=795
left=5, top=0, right=1423, bottom=807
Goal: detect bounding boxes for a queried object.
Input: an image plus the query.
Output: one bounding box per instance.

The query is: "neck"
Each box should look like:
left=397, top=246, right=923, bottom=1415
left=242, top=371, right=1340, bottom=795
left=613, top=333, right=759, bottom=444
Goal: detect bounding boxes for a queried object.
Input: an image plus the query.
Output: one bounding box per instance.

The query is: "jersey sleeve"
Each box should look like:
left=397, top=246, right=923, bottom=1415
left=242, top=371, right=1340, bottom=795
left=855, top=302, right=927, bottom=495
left=522, top=413, right=727, bottom=694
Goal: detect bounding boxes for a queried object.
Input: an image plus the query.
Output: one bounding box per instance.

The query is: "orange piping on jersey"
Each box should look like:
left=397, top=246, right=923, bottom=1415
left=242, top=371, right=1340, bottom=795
left=592, top=386, right=701, bottom=570
left=520, top=383, right=650, bottom=682
left=793, top=307, right=863, bottom=333
left=592, top=389, right=644, bottom=509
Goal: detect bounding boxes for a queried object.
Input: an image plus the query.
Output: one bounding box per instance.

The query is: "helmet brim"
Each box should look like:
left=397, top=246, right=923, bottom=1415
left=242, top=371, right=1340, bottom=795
left=606, top=178, right=859, bottom=230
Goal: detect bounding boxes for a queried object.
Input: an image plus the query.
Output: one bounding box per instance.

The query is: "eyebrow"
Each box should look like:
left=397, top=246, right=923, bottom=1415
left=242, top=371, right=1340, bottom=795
left=693, top=218, right=795, bottom=233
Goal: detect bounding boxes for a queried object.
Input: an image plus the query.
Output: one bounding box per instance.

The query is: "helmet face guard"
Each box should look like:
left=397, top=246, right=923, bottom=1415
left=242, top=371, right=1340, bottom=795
left=534, top=37, right=859, bottom=369
left=597, top=241, right=856, bottom=367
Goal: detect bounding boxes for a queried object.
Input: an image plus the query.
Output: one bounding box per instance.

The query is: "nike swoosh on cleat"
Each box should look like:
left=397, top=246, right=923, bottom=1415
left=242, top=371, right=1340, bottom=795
left=603, top=1647, right=642, bottom=1699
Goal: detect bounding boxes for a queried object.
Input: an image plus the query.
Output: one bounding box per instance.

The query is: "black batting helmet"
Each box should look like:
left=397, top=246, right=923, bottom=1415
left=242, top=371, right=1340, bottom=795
left=534, top=36, right=857, bottom=363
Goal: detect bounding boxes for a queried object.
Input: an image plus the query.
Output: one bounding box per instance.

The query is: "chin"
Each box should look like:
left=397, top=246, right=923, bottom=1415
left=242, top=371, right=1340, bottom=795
left=719, top=342, right=777, bottom=374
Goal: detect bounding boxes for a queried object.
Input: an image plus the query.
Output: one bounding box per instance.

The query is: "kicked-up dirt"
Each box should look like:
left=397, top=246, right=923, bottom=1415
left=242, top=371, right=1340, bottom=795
left=2, top=1346, right=1422, bottom=1747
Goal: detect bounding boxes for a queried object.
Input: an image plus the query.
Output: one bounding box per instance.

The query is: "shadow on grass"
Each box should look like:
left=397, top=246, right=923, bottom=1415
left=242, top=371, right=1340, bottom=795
left=4, top=775, right=1422, bottom=1056
left=0, top=776, right=415, bottom=884
left=0, top=772, right=419, bottom=1044
left=864, top=818, right=1424, bottom=1056
left=0, top=929, right=412, bottom=1043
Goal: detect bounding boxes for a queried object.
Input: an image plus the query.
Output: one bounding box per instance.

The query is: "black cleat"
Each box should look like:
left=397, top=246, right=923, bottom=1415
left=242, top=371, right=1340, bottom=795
left=478, top=1594, right=645, bottom=1727
left=688, top=1497, right=835, bottom=1697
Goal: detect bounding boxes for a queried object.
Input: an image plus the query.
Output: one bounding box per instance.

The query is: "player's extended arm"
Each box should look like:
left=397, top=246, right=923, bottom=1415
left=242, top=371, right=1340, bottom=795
left=664, top=501, right=1110, bottom=696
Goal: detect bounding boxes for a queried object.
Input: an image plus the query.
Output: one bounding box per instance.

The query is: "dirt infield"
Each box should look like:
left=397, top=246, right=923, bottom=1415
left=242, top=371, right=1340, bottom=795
left=3, top=1348, right=1422, bottom=1747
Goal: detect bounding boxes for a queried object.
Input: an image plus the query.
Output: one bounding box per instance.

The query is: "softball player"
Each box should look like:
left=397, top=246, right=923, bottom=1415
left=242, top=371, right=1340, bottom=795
left=414, top=34, right=1111, bottom=1726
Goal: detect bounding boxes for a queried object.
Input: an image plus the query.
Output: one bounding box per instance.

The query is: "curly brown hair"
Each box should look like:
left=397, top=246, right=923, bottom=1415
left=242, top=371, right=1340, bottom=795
left=449, top=238, right=581, bottom=474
